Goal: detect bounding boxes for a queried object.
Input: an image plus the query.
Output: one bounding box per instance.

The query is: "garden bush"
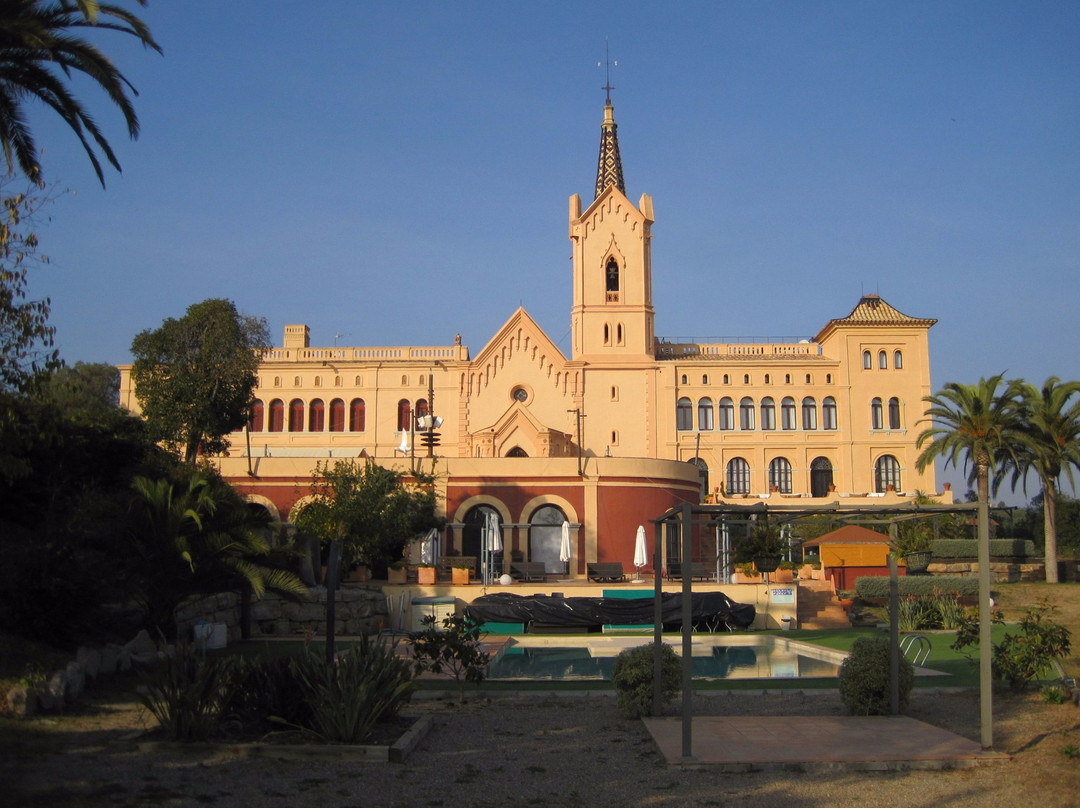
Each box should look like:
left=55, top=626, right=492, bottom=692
left=611, top=642, right=681, bottom=719
left=288, top=634, right=416, bottom=742
left=929, top=539, right=1036, bottom=559
left=411, top=614, right=490, bottom=703
left=838, top=635, right=913, bottom=716
left=952, top=600, right=1072, bottom=691
left=137, top=641, right=246, bottom=741
left=855, top=575, right=978, bottom=600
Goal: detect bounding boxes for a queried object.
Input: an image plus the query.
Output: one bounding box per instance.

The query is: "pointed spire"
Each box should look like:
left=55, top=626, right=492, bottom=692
left=594, top=102, right=625, bottom=200
left=594, top=44, right=625, bottom=199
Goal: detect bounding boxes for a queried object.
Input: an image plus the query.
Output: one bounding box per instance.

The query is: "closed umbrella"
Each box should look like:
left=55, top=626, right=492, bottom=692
left=420, top=528, right=438, bottom=566
left=633, top=525, right=648, bottom=582
left=559, top=520, right=572, bottom=577
left=484, top=511, right=502, bottom=584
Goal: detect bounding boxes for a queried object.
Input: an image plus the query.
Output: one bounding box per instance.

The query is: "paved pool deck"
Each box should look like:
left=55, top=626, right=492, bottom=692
left=643, top=714, right=1010, bottom=771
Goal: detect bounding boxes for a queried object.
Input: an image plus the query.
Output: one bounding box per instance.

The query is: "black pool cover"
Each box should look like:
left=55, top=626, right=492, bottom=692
left=464, top=591, right=756, bottom=633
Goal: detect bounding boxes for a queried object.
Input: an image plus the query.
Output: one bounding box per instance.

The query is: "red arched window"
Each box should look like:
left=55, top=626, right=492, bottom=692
left=397, top=399, right=412, bottom=431
left=329, top=399, right=345, bottom=432
left=308, top=399, right=325, bottom=432
left=268, top=399, right=284, bottom=432
left=249, top=399, right=264, bottom=432
left=349, top=398, right=365, bottom=432
left=288, top=399, right=304, bottom=432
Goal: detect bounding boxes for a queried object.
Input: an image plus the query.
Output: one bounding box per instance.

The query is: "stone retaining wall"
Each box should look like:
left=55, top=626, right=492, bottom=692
left=174, top=585, right=389, bottom=644
left=927, top=560, right=1045, bottom=583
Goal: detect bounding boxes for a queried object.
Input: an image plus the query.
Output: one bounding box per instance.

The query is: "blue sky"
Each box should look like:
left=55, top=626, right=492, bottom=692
left=22, top=1, right=1080, bottom=500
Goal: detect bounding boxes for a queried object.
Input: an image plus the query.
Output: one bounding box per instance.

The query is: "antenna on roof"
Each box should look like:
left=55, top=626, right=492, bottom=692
left=598, top=39, right=617, bottom=105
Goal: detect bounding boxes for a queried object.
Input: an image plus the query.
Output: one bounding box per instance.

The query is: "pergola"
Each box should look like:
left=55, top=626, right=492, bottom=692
left=645, top=498, right=998, bottom=760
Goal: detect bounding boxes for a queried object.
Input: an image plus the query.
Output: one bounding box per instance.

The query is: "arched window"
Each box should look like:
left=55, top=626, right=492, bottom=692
left=822, top=397, right=837, bottom=430
left=702, top=374, right=708, bottom=384
left=605, top=257, right=619, bottom=293
left=723, top=374, right=729, bottom=385
left=308, top=398, right=325, bottom=432
left=894, top=350, right=903, bottom=369
left=288, top=399, right=304, bottom=432
left=415, top=399, right=428, bottom=421
left=875, top=455, right=901, bottom=493
left=268, top=399, right=284, bottom=432
left=329, top=399, right=345, bottom=432
left=529, top=504, right=569, bottom=573
left=760, top=397, right=776, bottom=430
left=739, top=397, right=755, bottom=430
left=863, top=350, right=872, bottom=369
left=871, top=397, right=884, bottom=430
left=617, top=324, right=624, bottom=345
left=726, top=457, right=750, bottom=495
left=781, top=397, right=797, bottom=430
left=801, top=397, right=817, bottom=430
left=697, top=398, right=714, bottom=430
left=462, top=505, right=501, bottom=561
left=681, top=374, right=688, bottom=385
left=349, top=398, right=365, bottom=432
left=603, top=324, right=610, bottom=345
left=718, top=397, right=735, bottom=430
left=810, top=457, right=834, bottom=497
left=743, top=374, right=750, bottom=384
left=691, top=457, right=709, bottom=502
left=769, top=457, right=792, bottom=494
left=249, top=399, right=264, bottom=432
left=888, top=397, right=902, bottom=429
left=676, top=397, right=693, bottom=431
left=878, top=350, right=888, bottom=369
left=397, top=399, right=412, bottom=432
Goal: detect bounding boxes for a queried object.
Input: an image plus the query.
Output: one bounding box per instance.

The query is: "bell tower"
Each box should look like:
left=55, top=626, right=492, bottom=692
left=569, top=97, right=655, bottom=362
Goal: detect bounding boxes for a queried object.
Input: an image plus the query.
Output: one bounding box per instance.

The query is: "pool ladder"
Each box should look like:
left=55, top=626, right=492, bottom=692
left=899, top=634, right=931, bottom=666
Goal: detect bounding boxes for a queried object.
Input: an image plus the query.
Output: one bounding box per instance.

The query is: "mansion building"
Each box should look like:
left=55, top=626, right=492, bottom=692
left=120, top=98, right=943, bottom=577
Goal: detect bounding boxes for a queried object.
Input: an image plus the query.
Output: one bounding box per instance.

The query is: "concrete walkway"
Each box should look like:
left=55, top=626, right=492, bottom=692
left=643, top=714, right=1010, bottom=771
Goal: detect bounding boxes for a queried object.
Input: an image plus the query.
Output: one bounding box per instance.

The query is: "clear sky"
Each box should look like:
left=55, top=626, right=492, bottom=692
left=21, top=1, right=1080, bottom=500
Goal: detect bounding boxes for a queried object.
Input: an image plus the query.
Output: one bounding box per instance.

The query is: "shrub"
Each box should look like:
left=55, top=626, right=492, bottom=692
left=838, top=636, right=913, bottom=716
left=929, top=539, right=1037, bottom=559
left=610, top=643, right=681, bottom=719
left=137, top=641, right=245, bottom=741
left=855, top=575, right=978, bottom=600
left=287, top=635, right=416, bottom=742
left=952, top=600, right=1072, bottom=691
left=411, top=614, right=490, bottom=703
left=221, top=654, right=310, bottom=736
left=896, top=595, right=934, bottom=632
left=1042, top=686, right=1068, bottom=705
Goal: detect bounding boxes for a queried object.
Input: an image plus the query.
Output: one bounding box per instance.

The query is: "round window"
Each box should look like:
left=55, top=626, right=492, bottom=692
left=512, top=387, right=528, bottom=403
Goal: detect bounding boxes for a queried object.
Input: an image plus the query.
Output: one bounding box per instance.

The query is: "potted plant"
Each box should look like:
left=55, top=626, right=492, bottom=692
left=733, top=561, right=761, bottom=584
left=894, top=518, right=934, bottom=575
left=451, top=560, right=471, bottom=585
left=417, top=563, right=436, bottom=585
left=749, top=519, right=784, bottom=574
left=387, top=559, right=408, bottom=584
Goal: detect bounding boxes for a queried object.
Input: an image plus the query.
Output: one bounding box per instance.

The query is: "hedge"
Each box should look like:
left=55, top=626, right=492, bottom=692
left=854, top=576, right=980, bottom=599
left=929, top=539, right=1036, bottom=559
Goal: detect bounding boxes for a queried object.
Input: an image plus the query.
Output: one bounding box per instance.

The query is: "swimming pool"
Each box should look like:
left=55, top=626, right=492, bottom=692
left=486, top=634, right=847, bottom=681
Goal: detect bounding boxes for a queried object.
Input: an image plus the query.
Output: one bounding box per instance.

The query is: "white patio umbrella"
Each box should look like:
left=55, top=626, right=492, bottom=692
left=559, top=520, right=572, bottom=577
left=484, top=510, right=502, bottom=584
left=419, top=528, right=438, bottom=566
left=633, top=525, right=648, bottom=582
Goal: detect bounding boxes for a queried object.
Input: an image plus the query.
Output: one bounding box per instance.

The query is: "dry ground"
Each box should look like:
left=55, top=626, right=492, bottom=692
left=2, top=679, right=1079, bottom=808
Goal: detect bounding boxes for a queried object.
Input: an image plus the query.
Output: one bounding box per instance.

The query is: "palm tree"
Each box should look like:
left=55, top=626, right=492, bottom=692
left=0, top=1, right=160, bottom=187
left=915, top=373, right=1024, bottom=751
left=129, top=471, right=307, bottom=637
left=1007, top=377, right=1080, bottom=584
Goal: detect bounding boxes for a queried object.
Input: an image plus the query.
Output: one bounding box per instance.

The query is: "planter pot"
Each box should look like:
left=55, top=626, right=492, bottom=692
left=387, top=566, right=407, bottom=585
left=903, top=551, right=933, bottom=575
left=733, top=572, right=762, bottom=584
left=753, top=555, right=781, bottom=574
left=770, top=569, right=794, bottom=583
left=348, top=565, right=368, bottom=583
left=417, top=567, right=437, bottom=585
left=840, top=598, right=855, bottom=614
left=451, top=567, right=470, bottom=585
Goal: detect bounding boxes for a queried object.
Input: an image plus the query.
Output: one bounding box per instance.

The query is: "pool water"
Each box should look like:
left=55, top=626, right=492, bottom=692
left=487, top=635, right=846, bottom=681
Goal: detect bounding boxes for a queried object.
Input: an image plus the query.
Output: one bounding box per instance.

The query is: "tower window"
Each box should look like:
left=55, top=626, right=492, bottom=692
left=605, top=257, right=619, bottom=292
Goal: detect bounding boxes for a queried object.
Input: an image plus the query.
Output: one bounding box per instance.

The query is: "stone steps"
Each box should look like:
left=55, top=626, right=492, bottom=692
left=797, top=581, right=851, bottom=629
